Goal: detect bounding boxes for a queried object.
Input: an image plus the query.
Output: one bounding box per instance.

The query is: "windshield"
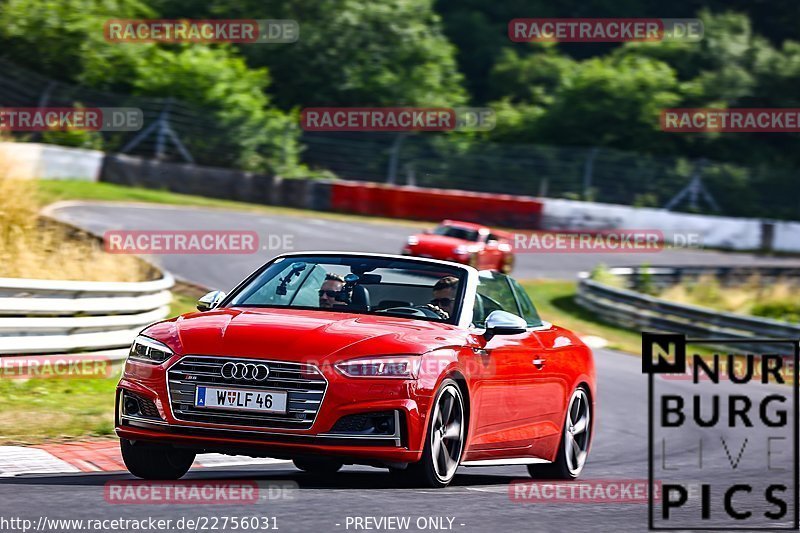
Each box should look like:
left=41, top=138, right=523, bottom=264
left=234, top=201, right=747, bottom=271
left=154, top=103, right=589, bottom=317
left=432, top=225, right=480, bottom=242
left=227, top=255, right=467, bottom=324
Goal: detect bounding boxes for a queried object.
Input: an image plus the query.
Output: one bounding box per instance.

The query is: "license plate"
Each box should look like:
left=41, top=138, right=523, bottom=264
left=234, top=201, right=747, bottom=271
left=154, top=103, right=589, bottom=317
left=195, top=386, right=288, bottom=414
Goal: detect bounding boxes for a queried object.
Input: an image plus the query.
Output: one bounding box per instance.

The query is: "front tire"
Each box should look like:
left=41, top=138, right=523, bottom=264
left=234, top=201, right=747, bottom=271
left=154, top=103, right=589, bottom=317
left=120, top=439, right=195, bottom=480
left=402, top=379, right=466, bottom=488
left=528, top=387, right=591, bottom=479
left=292, top=458, right=343, bottom=474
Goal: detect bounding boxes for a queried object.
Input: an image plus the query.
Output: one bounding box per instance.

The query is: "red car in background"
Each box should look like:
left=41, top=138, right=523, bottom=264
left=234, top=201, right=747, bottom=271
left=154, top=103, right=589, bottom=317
left=403, top=220, right=515, bottom=273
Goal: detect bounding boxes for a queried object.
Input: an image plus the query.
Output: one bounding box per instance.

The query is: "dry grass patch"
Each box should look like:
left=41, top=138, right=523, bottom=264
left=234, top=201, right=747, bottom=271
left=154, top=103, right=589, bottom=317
left=658, top=274, right=800, bottom=323
left=0, top=165, right=152, bottom=281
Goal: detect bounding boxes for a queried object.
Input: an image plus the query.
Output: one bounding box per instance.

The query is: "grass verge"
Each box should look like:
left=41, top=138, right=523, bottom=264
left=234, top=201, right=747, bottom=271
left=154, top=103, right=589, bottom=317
left=0, top=373, right=120, bottom=445
left=169, top=289, right=201, bottom=317
left=523, top=279, right=646, bottom=354
left=523, top=279, right=717, bottom=357
left=37, top=180, right=429, bottom=228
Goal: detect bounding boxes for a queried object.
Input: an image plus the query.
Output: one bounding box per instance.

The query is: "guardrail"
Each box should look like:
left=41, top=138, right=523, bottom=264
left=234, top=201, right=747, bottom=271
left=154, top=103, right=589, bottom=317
left=0, top=273, right=174, bottom=355
left=576, top=266, right=800, bottom=353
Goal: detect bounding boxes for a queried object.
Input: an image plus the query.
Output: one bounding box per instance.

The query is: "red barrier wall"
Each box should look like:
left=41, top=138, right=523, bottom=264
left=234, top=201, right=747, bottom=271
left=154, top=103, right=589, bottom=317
left=330, top=182, right=543, bottom=229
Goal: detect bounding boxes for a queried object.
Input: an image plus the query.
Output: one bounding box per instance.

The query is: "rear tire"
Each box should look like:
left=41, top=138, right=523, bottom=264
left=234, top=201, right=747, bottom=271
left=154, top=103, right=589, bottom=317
left=293, top=458, right=343, bottom=474
left=528, top=387, right=591, bottom=480
left=120, top=439, right=195, bottom=480
left=402, top=379, right=465, bottom=488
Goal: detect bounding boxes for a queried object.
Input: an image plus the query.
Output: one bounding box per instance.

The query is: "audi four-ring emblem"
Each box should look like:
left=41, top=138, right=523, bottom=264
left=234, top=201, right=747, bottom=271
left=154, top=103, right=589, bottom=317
left=220, top=362, right=270, bottom=382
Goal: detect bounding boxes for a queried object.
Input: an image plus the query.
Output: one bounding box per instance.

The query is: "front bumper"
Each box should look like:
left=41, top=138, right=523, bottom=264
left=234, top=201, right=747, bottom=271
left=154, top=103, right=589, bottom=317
left=116, top=415, right=421, bottom=464
left=115, top=357, right=433, bottom=465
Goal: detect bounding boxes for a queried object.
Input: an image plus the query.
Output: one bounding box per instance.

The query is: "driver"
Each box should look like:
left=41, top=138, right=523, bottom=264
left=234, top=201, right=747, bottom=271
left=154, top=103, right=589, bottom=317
left=318, top=273, right=346, bottom=309
left=430, top=276, right=459, bottom=318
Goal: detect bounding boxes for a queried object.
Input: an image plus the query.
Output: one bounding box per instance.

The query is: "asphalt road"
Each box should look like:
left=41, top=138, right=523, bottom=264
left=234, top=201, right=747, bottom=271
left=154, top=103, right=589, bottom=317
left=2, top=201, right=795, bottom=532
left=48, top=201, right=800, bottom=290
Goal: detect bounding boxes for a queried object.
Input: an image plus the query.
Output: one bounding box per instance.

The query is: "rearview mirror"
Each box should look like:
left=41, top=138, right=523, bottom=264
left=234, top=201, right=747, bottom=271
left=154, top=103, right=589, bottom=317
left=484, top=310, right=527, bottom=341
left=197, top=290, right=226, bottom=312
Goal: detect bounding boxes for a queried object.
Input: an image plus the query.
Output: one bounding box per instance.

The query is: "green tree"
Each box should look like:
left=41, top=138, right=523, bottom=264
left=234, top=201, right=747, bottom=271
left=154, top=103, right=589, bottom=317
left=0, top=0, right=301, bottom=173
left=200, top=0, right=467, bottom=108
left=488, top=45, right=575, bottom=105
left=0, top=0, right=153, bottom=88
left=488, top=54, right=682, bottom=151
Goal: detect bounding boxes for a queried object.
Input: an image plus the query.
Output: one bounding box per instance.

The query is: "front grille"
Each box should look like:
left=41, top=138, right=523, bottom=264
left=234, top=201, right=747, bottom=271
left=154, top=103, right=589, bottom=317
left=167, top=356, right=327, bottom=430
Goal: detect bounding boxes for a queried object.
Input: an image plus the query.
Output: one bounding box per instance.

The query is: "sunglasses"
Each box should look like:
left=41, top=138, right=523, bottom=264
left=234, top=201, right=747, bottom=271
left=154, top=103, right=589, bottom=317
left=430, top=298, right=453, bottom=307
left=318, top=289, right=341, bottom=298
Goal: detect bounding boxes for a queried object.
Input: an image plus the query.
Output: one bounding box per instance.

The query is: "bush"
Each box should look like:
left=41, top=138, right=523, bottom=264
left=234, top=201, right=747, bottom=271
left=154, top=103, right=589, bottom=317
left=589, top=264, right=626, bottom=289
left=751, top=301, right=800, bottom=323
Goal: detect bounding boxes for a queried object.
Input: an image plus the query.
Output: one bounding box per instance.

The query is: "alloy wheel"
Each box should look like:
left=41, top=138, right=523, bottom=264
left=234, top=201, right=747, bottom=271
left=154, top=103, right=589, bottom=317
left=564, top=388, right=591, bottom=476
left=430, top=384, right=465, bottom=482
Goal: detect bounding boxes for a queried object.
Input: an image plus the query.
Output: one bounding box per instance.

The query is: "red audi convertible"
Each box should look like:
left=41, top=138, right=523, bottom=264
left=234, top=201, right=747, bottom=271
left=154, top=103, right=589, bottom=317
left=402, top=220, right=515, bottom=273
left=116, top=252, right=595, bottom=487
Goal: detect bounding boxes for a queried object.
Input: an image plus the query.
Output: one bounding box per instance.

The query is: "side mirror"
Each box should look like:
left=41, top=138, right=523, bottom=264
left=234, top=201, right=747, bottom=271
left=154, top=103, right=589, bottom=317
left=197, top=290, right=226, bottom=312
left=484, top=310, right=527, bottom=341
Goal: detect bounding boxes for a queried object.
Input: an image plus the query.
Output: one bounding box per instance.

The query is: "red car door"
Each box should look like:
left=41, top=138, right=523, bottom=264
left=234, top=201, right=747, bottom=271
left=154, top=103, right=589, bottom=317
left=507, top=277, right=570, bottom=459
left=467, top=331, right=542, bottom=456
left=465, top=273, right=544, bottom=459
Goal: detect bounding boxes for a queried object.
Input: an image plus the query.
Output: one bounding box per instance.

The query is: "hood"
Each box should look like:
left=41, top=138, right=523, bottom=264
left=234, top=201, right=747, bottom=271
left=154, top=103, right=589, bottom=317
left=143, top=307, right=467, bottom=364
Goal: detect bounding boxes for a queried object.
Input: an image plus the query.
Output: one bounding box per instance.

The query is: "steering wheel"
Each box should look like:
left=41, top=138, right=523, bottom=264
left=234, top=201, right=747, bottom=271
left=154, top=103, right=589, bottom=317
left=379, top=305, right=450, bottom=320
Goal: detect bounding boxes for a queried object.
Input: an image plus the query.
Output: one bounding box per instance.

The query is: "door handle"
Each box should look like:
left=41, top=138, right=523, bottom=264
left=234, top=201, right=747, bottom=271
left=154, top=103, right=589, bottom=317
left=532, top=358, right=546, bottom=369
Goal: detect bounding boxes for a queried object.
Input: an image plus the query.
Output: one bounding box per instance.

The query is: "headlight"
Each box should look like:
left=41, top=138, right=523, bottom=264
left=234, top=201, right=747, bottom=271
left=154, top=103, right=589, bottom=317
left=335, top=356, right=421, bottom=379
left=407, top=236, right=419, bottom=246
left=128, top=335, right=174, bottom=364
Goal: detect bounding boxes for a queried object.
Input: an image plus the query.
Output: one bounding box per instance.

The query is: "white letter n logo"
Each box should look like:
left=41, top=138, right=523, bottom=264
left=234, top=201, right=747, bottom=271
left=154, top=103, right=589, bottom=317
left=642, top=333, right=686, bottom=374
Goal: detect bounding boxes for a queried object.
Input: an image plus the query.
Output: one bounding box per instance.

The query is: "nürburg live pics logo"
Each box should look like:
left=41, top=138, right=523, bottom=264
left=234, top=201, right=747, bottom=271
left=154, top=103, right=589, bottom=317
left=643, top=332, right=799, bottom=530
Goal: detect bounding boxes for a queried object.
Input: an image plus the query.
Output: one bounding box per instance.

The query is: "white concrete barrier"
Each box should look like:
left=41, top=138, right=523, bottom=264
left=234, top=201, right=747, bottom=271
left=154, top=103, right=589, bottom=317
left=0, top=142, right=102, bottom=181
left=772, top=221, right=800, bottom=253
left=540, top=198, right=763, bottom=250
